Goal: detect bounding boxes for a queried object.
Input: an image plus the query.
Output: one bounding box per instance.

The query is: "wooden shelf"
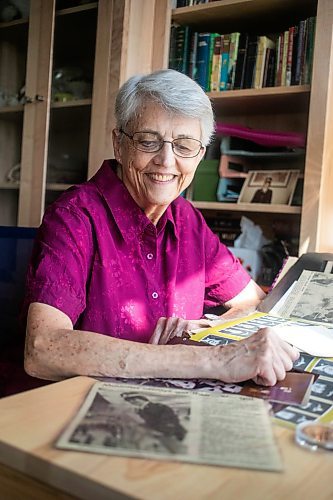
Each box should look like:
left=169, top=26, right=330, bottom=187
left=46, top=183, right=72, bottom=191
left=51, top=98, right=92, bottom=109
left=191, top=201, right=302, bottom=214
left=0, top=105, right=24, bottom=114
left=0, top=182, right=20, bottom=190
left=208, top=85, right=310, bottom=100
left=56, top=2, right=98, bottom=17
left=0, top=18, right=29, bottom=29
left=172, top=0, right=317, bottom=33
left=210, top=85, right=311, bottom=115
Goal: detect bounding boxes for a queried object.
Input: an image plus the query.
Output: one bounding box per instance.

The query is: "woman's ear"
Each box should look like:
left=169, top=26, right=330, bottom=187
left=197, top=145, right=206, bottom=164
left=112, top=129, right=122, bottom=164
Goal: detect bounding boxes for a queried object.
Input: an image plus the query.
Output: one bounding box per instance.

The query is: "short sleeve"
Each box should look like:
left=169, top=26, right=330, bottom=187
left=203, top=224, right=251, bottom=308
left=24, top=205, right=93, bottom=324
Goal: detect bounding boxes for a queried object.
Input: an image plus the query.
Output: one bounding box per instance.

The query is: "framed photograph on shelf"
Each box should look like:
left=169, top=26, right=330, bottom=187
left=238, top=170, right=300, bottom=205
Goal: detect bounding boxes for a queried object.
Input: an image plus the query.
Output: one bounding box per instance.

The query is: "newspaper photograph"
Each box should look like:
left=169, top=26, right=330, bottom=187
left=56, top=382, right=283, bottom=472
left=276, top=270, right=333, bottom=325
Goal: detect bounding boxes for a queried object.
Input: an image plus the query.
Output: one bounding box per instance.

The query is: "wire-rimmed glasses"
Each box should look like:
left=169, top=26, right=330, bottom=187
left=120, top=129, right=203, bottom=158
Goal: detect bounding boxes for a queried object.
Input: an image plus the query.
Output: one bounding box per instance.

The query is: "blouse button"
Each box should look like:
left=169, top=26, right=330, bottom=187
left=152, top=292, right=159, bottom=299
left=147, top=253, right=154, bottom=260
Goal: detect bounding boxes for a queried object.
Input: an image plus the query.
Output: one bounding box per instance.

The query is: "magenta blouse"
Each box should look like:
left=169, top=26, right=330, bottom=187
left=24, top=160, right=250, bottom=342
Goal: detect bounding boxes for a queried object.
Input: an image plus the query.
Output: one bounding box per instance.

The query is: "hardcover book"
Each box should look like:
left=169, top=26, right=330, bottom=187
left=219, top=33, right=231, bottom=91
left=227, top=32, right=240, bottom=90
left=210, top=34, right=222, bottom=91
left=243, top=34, right=258, bottom=89
left=196, top=32, right=211, bottom=90
left=233, top=33, right=249, bottom=90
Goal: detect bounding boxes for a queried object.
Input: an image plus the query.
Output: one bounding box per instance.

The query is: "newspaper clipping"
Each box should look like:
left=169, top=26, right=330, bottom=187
left=276, top=270, right=333, bottom=325
left=56, top=382, right=283, bottom=472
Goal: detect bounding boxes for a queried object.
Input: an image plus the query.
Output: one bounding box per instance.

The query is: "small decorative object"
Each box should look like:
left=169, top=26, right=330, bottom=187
left=238, top=169, right=299, bottom=205
left=6, top=163, right=21, bottom=183
left=295, top=421, right=333, bottom=451
left=52, top=67, right=92, bottom=102
left=0, top=1, right=20, bottom=22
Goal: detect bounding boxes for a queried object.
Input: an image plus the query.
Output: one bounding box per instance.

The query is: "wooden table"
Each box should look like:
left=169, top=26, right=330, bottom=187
left=0, top=376, right=332, bottom=500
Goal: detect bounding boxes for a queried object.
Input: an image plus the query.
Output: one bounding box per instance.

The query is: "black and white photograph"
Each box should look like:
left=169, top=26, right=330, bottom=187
left=62, top=384, right=190, bottom=456
left=280, top=270, right=333, bottom=325
left=238, top=169, right=299, bottom=205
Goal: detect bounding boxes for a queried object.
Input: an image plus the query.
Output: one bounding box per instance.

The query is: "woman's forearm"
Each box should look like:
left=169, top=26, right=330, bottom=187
left=25, top=325, right=217, bottom=381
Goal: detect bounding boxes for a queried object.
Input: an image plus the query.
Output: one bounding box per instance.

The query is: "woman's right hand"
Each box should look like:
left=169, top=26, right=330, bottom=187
left=149, top=316, right=212, bottom=345
left=215, top=327, right=300, bottom=386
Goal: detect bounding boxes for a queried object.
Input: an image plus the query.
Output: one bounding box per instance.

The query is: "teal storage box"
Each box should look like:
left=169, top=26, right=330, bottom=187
left=192, top=160, right=220, bottom=201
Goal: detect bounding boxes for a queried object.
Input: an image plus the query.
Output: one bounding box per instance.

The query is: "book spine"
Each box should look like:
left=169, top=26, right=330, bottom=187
left=281, top=30, right=289, bottom=86
left=168, top=23, right=177, bottom=69
left=290, top=25, right=299, bottom=85
left=243, top=35, right=258, bottom=89
left=285, top=26, right=295, bottom=87
left=300, top=19, right=309, bottom=84
left=196, top=33, right=211, bottom=91
left=169, top=25, right=189, bottom=73
left=275, top=33, right=284, bottom=86
left=210, top=34, right=222, bottom=91
left=303, top=16, right=316, bottom=84
left=295, top=20, right=306, bottom=85
left=253, top=36, right=265, bottom=89
left=219, top=33, right=231, bottom=91
left=264, top=49, right=276, bottom=87
left=207, top=33, right=220, bottom=91
left=227, top=32, right=240, bottom=90
left=233, top=33, right=249, bottom=90
left=188, top=31, right=199, bottom=80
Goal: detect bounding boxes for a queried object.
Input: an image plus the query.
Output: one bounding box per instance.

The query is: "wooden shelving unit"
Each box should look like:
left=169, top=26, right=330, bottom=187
left=168, top=0, right=333, bottom=254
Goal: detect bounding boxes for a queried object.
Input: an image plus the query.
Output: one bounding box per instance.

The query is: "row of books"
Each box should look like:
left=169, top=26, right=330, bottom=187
left=169, top=16, right=316, bottom=92
left=173, top=0, right=216, bottom=7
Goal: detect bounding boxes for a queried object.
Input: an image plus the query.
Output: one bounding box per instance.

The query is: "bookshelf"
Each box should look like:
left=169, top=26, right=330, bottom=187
left=168, top=0, right=333, bottom=255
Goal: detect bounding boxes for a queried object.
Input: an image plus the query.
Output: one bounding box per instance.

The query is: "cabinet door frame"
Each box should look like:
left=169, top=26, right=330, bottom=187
left=88, top=0, right=171, bottom=177
left=18, top=0, right=55, bottom=227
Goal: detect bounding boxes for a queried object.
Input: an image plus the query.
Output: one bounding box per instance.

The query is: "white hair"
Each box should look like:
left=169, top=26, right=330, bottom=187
left=115, top=69, right=215, bottom=146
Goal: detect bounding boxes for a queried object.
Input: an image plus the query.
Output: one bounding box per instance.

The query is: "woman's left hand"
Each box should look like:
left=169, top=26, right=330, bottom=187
left=149, top=317, right=212, bottom=345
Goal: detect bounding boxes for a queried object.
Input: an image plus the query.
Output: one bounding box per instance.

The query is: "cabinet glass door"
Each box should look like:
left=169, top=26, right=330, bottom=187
left=45, top=0, right=98, bottom=209
left=0, top=1, right=30, bottom=226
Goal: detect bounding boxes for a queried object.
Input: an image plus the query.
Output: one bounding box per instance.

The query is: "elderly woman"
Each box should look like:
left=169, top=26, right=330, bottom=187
left=24, top=69, right=298, bottom=385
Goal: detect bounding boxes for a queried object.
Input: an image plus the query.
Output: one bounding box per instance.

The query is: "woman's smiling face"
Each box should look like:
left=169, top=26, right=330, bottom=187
left=113, top=100, right=205, bottom=224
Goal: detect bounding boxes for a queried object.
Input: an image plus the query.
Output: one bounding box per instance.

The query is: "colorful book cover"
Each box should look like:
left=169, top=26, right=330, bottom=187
left=219, top=34, right=231, bottom=91
left=281, top=30, right=289, bottom=86
left=210, top=34, right=222, bottom=91
left=254, top=36, right=275, bottom=89
left=285, top=26, right=295, bottom=86
left=207, top=33, right=220, bottom=91
left=227, top=32, right=240, bottom=90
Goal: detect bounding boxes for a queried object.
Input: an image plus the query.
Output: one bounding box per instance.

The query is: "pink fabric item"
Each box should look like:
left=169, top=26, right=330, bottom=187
left=24, top=160, right=250, bottom=343
left=215, top=123, right=306, bottom=148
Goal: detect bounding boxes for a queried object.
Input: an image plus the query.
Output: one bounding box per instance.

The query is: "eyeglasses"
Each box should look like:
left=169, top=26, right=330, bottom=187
left=119, top=129, right=203, bottom=158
